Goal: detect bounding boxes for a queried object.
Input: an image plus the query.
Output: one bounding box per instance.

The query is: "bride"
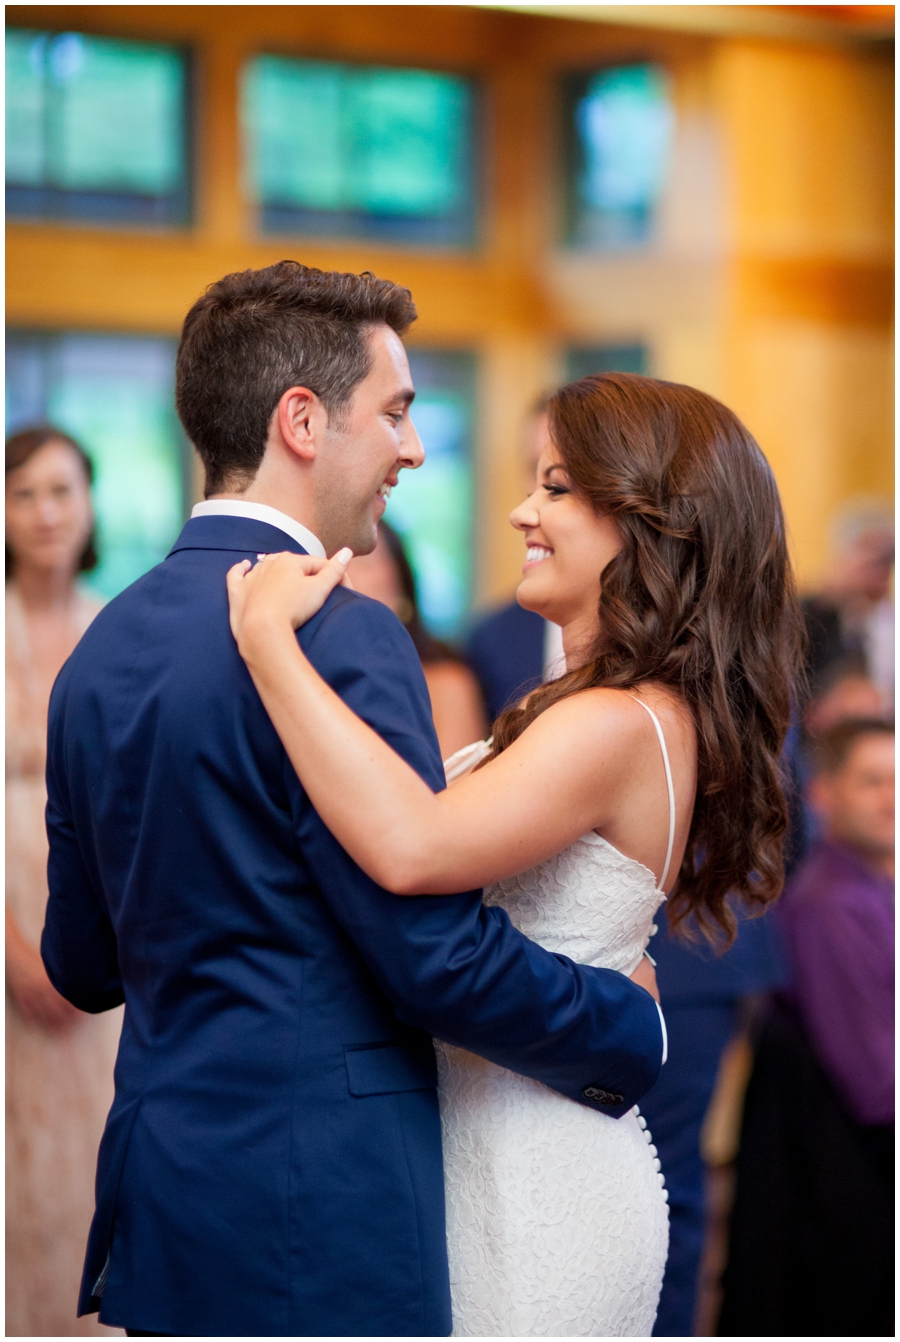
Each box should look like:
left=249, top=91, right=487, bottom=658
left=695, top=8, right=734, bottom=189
left=226, top=371, right=801, bottom=1337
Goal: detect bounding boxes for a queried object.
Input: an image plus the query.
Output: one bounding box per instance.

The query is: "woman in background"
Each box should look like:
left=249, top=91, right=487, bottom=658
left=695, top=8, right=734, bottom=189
left=6, top=426, right=123, bottom=1337
left=348, top=520, right=487, bottom=758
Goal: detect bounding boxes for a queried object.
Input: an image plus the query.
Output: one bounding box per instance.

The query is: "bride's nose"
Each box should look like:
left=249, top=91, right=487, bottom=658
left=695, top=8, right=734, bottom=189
left=510, top=492, right=540, bottom=532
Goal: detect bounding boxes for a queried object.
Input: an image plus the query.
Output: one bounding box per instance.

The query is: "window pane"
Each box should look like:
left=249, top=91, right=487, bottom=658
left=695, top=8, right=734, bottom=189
left=565, top=64, right=673, bottom=248
left=383, top=351, right=476, bottom=638
left=6, top=332, right=188, bottom=598
left=243, top=56, right=475, bottom=244
left=53, top=35, right=184, bottom=194
left=348, top=68, right=469, bottom=217
left=6, top=30, right=46, bottom=185
left=6, top=29, right=189, bottom=224
left=246, top=59, right=344, bottom=209
left=565, top=344, right=648, bottom=382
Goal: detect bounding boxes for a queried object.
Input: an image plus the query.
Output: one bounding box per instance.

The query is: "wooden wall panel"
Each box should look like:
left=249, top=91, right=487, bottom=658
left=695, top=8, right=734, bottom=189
left=6, top=4, right=893, bottom=599
left=715, top=38, right=893, bottom=583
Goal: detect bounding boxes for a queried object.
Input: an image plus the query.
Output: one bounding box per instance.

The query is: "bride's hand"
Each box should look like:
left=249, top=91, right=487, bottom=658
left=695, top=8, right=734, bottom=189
left=629, top=954, right=660, bottom=1003
left=226, top=549, right=353, bottom=657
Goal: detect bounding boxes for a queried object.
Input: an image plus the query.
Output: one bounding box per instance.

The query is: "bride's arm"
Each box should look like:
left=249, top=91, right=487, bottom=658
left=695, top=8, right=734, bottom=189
left=228, top=552, right=637, bottom=896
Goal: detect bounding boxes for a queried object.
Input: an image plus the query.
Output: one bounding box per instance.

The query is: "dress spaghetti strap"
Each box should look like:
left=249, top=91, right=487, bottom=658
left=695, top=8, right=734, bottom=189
left=627, top=696, right=677, bottom=893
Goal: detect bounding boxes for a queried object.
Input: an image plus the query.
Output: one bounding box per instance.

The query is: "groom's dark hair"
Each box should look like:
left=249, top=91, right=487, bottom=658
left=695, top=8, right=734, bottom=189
left=176, top=261, right=418, bottom=495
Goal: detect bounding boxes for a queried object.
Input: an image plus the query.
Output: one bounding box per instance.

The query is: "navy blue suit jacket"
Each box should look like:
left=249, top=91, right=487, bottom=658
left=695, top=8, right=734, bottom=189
left=42, top=516, right=663, bottom=1338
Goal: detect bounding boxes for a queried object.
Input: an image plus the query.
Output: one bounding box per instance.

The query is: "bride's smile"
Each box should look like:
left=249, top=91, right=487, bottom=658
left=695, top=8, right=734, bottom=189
left=511, top=440, right=623, bottom=661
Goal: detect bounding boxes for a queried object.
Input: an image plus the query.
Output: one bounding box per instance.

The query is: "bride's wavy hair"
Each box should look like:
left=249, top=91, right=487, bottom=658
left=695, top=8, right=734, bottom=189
left=488, top=372, right=804, bottom=943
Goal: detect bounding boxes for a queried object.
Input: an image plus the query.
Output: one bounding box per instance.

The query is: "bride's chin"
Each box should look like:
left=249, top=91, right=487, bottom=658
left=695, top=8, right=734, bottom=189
left=515, top=579, right=550, bottom=617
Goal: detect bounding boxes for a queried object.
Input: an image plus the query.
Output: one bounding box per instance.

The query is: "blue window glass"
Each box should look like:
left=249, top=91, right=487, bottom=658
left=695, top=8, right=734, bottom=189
left=383, top=350, right=476, bottom=638
left=6, top=331, right=189, bottom=597
left=242, top=56, right=476, bottom=244
left=565, top=64, right=673, bottom=248
left=565, top=344, right=648, bottom=382
left=6, top=29, right=190, bottom=224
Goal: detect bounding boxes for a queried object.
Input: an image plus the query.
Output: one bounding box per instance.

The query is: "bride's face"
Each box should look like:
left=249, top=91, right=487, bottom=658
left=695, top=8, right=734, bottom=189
left=509, top=434, right=622, bottom=639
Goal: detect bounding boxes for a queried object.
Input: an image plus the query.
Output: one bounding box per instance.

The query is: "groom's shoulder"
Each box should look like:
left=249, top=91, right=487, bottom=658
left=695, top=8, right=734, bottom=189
left=300, top=586, right=442, bottom=774
left=301, top=585, right=417, bottom=666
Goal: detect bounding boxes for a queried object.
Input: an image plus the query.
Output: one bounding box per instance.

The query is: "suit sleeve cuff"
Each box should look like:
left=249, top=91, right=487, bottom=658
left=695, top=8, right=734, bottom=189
left=655, top=1001, right=668, bottom=1066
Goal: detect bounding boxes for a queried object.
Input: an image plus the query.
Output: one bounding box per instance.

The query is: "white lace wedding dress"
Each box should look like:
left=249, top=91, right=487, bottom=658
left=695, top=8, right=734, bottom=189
left=438, top=699, right=673, bottom=1337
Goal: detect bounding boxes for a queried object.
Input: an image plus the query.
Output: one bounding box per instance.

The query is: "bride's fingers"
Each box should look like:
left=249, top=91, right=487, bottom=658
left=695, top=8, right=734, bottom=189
left=227, top=547, right=354, bottom=635
left=225, top=560, right=253, bottom=639
left=226, top=559, right=252, bottom=602
left=304, top=547, right=353, bottom=610
left=253, top=552, right=329, bottom=575
left=227, top=559, right=252, bottom=582
left=255, top=549, right=350, bottom=587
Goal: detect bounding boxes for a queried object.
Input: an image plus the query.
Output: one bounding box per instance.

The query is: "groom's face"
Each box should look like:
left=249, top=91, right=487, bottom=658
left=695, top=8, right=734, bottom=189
left=314, top=326, right=423, bottom=556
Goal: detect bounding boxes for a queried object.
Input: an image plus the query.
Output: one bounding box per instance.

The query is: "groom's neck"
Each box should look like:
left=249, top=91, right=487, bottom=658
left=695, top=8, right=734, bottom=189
left=208, top=456, right=322, bottom=540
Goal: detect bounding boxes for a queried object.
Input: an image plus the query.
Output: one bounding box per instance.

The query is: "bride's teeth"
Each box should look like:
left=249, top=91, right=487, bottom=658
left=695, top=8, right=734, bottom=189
left=526, top=546, right=551, bottom=562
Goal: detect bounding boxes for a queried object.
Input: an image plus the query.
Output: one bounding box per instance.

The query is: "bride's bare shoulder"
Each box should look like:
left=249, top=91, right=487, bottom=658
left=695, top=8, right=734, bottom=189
left=515, top=683, right=694, bottom=761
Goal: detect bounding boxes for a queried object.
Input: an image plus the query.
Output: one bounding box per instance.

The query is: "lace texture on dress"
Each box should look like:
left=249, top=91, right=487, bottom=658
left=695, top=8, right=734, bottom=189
left=437, top=724, right=672, bottom=1337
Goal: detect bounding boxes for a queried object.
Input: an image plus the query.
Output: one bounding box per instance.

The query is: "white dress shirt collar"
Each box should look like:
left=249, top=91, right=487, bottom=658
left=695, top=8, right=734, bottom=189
left=190, top=500, right=326, bottom=558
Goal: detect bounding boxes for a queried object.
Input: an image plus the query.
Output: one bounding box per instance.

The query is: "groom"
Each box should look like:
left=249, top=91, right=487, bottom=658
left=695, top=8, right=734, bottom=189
left=42, top=261, right=665, bottom=1337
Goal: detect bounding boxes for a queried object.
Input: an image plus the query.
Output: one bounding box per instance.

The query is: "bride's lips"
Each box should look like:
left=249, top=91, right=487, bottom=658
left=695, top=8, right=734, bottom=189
left=523, top=544, right=553, bottom=572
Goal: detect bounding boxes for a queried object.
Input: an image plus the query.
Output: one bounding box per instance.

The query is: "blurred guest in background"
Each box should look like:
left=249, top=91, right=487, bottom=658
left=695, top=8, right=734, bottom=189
left=6, top=426, right=123, bottom=1337
left=718, top=717, right=894, bottom=1338
left=797, top=649, right=886, bottom=851
left=803, top=664, right=885, bottom=738
left=348, top=520, right=487, bottom=758
left=801, top=498, right=893, bottom=707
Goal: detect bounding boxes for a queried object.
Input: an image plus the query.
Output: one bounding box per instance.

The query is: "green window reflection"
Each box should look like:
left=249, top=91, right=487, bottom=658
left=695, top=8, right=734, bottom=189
left=565, top=64, right=673, bottom=248
left=243, top=56, right=476, bottom=244
left=384, top=351, right=476, bottom=638
left=6, top=332, right=189, bottom=598
left=6, top=29, right=189, bottom=224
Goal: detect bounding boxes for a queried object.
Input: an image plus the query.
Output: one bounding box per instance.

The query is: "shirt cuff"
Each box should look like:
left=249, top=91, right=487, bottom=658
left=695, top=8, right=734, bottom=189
left=655, top=1001, right=668, bottom=1066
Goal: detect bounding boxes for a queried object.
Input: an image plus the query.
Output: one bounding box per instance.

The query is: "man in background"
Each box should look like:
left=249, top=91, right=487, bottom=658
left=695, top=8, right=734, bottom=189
left=719, top=717, right=894, bottom=1338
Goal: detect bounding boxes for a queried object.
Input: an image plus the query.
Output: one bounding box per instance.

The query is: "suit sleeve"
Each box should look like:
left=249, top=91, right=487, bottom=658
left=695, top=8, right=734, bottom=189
left=288, top=591, right=664, bottom=1116
left=41, top=672, right=124, bottom=1014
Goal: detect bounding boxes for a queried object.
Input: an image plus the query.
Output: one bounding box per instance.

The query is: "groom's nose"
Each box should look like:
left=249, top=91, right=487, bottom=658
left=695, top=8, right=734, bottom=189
left=400, top=418, right=425, bottom=471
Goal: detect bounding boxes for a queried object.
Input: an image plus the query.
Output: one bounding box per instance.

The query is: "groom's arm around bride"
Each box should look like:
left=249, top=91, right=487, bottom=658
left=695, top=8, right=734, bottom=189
left=41, top=261, right=665, bottom=1339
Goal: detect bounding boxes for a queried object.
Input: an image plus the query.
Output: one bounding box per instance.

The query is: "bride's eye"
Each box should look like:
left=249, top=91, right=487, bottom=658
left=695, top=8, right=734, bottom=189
left=543, top=483, right=569, bottom=498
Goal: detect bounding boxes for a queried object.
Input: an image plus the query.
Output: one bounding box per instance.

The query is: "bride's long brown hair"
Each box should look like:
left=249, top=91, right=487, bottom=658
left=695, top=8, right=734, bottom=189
left=489, top=372, right=804, bottom=943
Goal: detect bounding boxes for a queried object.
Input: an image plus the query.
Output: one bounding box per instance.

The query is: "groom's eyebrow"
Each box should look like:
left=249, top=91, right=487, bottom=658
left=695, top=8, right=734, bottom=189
left=383, top=387, right=415, bottom=412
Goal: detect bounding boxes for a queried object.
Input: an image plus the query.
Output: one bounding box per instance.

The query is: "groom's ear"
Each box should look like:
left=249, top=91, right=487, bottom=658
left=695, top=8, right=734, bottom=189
left=275, top=386, right=325, bottom=464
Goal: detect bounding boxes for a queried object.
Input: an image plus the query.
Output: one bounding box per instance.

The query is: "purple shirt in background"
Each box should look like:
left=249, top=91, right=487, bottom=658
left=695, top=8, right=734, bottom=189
left=778, top=839, right=894, bottom=1127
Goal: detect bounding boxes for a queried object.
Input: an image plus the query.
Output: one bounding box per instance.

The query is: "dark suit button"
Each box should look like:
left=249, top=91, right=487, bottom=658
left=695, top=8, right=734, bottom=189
left=582, top=1084, right=624, bottom=1105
